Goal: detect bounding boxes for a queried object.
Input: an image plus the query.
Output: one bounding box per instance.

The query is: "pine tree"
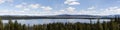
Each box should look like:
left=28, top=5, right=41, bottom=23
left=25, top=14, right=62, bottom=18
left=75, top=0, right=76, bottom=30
left=103, top=21, right=108, bottom=30
left=14, top=20, right=19, bottom=30
left=90, top=19, right=92, bottom=30
left=110, top=19, right=119, bottom=30
left=18, top=23, right=22, bottom=30
left=22, top=24, right=28, bottom=30
left=0, top=18, right=4, bottom=30
left=97, top=19, right=103, bottom=30
left=8, top=19, right=14, bottom=30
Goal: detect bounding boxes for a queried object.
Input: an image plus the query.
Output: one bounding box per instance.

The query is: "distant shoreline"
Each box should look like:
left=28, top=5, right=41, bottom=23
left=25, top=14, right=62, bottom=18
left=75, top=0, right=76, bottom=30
left=0, top=15, right=115, bottom=20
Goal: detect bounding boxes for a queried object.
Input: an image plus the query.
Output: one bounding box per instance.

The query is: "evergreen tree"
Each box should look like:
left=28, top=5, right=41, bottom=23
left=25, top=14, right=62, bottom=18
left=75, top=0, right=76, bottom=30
left=0, top=18, right=4, bottom=30
left=8, top=19, right=14, bottom=30
left=97, top=19, right=103, bottom=30
left=103, top=21, right=108, bottom=30
left=14, top=20, right=19, bottom=30
left=22, top=24, right=28, bottom=30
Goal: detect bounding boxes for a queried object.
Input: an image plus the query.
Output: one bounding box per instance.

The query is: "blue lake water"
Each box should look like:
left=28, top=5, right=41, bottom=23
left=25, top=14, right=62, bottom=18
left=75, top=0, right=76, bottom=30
left=2, top=19, right=111, bottom=25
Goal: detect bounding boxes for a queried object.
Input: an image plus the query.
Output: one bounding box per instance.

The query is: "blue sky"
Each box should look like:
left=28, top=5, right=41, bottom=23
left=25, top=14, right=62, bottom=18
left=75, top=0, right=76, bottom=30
left=0, top=0, right=120, bottom=15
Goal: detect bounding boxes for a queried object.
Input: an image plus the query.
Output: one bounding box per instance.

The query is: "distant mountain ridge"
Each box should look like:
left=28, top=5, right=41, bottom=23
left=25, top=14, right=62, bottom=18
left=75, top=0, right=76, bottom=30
left=0, top=14, right=120, bottom=20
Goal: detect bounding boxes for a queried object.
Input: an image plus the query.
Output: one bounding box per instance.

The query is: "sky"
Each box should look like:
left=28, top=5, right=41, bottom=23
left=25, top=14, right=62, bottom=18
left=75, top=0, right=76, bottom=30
left=0, top=0, right=120, bottom=16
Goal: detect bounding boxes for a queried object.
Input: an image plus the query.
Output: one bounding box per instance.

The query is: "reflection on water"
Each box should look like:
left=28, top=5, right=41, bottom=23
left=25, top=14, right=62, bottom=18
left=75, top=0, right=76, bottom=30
left=2, top=19, right=111, bottom=25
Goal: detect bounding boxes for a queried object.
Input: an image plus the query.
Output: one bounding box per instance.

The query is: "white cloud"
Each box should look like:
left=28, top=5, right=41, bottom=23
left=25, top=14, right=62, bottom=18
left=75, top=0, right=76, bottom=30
left=15, top=3, right=53, bottom=11
left=64, top=0, right=80, bottom=5
left=60, top=10, right=65, bottom=12
left=41, top=6, right=53, bottom=11
left=53, top=10, right=66, bottom=15
left=0, top=9, right=41, bottom=15
left=0, top=0, right=5, bottom=4
left=55, top=6, right=120, bottom=15
left=29, top=4, right=40, bottom=9
left=15, top=4, right=24, bottom=8
left=53, top=7, right=76, bottom=14
left=15, top=3, right=28, bottom=9
left=15, top=3, right=41, bottom=10
left=14, top=3, right=53, bottom=15
left=99, top=7, right=120, bottom=15
left=66, top=7, right=75, bottom=12
left=23, top=8, right=30, bottom=11
left=78, top=10, right=98, bottom=15
left=0, top=0, right=13, bottom=4
left=0, top=9, right=55, bottom=16
left=77, top=6, right=120, bottom=15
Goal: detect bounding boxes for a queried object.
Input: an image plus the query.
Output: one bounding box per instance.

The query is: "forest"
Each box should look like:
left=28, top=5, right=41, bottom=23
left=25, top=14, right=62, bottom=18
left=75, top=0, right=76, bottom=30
left=0, top=18, right=120, bottom=30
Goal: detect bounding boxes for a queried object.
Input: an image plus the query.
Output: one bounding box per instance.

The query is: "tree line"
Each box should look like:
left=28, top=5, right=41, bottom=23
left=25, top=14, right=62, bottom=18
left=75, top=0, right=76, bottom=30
left=0, top=19, right=120, bottom=30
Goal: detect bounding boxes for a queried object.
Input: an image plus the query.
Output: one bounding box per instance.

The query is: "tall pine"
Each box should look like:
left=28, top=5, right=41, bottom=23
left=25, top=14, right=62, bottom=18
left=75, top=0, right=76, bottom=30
left=8, top=19, right=14, bottom=30
left=0, top=18, right=4, bottom=30
left=97, top=19, right=103, bottom=30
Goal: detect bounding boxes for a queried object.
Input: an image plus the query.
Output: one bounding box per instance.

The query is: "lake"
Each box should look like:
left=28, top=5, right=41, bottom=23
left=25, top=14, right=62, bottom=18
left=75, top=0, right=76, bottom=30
left=2, top=19, right=111, bottom=25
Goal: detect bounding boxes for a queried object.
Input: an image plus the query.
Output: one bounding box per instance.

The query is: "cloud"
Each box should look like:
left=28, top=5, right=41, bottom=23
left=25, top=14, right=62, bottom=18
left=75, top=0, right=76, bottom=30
left=99, top=7, right=120, bottom=15
left=29, top=4, right=40, bottom=9
left=0, top=9, right=54, bottom=16
left=15, top=3, right=28, bottom=10
left=55, top=6, right=120, bottom=15
left=78, top=10, right=98, bottom=15
left=15, top=2, right=28, bottom=8
left=78, top=6, right=120, bottom=15
left=23, top=8, right=30, bottom=11
left=53, top=7, right=76, bottom=14
left=64, top=0, right=80, bottom=5
left=88, top=6, right=96, bottom=10
left=0, top=9, right=26, bottom=15
left=0, top=0, right=13, bottom=4
left=0, top=0, right=5, bottom=4
left=66, top=7, right=76, bottom=12
left=15, top=2, right=53, bottom=11
left=13, top=2, right=55, bottom=16
left=41, top=6, right=53, bottom=11
left=15, top=4, right=24, bottom=8
left=15, top=3, right=41, bottom=10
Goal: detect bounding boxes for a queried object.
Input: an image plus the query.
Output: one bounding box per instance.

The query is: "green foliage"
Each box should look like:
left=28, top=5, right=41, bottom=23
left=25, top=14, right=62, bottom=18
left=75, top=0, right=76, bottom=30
left=0, top=18, right=4, bottom=30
